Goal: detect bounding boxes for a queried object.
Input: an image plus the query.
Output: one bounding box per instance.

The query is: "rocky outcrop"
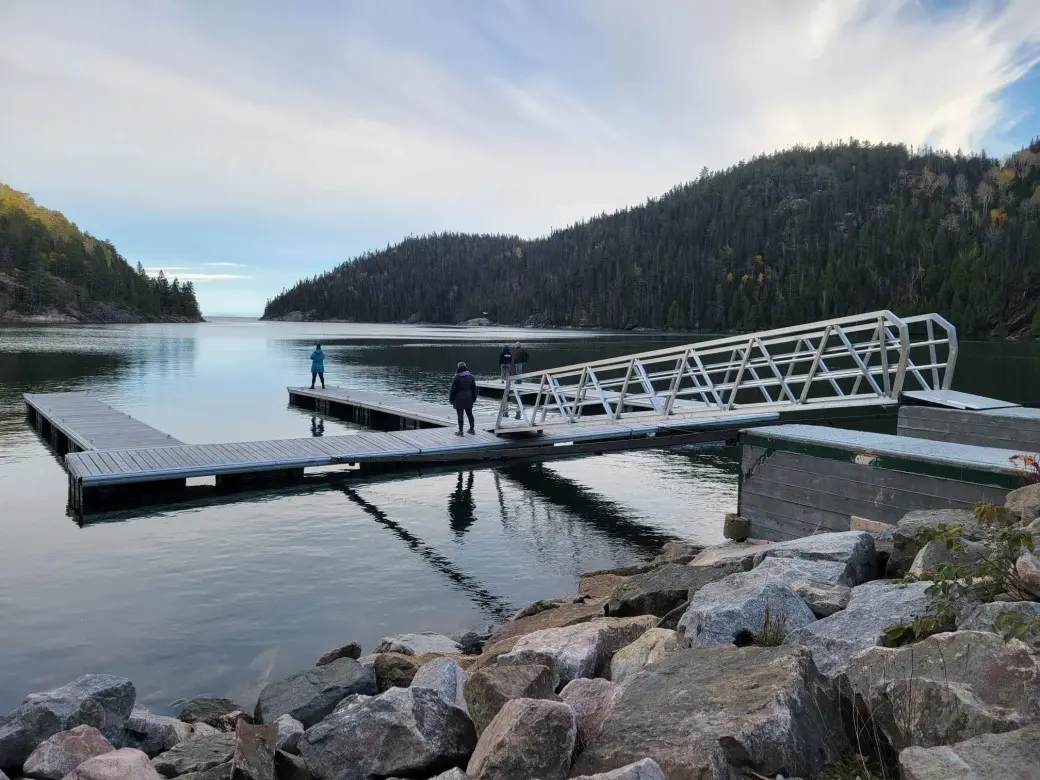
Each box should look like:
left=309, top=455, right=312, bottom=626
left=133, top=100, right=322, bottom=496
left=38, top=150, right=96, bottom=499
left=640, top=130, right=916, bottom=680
left=559, top=679, right=622, bottom=750
left=604, top=564, right=735, bottom=618
left=22, top=725, right=114, bottom=780
left=466, top=699, right=576, bottom=780
left=571, top=759, right=666, bottom=780
left=253, top=657, right=376, bottom=727
left=315, top=643, right=361, bottom=666
left=843, top=631, right=1040, bottom=750
left=298, top=687, right=476, bottom=780
left=65, top=748, right=163, bottom=780
left=124, top=709, right=219, bottom=758
left=0, top=674, right=135, bottom=770
left=783, top=580, right=933, bottom=678
left=272, top=716, right=303, bottom=754
left=410, top=658, right=469, bottom=711
left=179, top=699, right=241, bottom=729
left=751, top=531, right=877, bottom=585
left=375, top=633, right=462, bottom=656
left=229, top=722, right=276, bottom=780
left=608, top=629, right=682, bottom=686
left=899, top=725, right=1040, bottom=780
left=497, top=617, right=657, bottom=686
left=463, top=665, right=558, bottom=735
left=152, top=733, right=236, bottom=778
left=1005, top=483, right=1040, bottom=523
left=571, top=646, right=846, bottom=779
left=887, top=509, right=979, bottom=577
left=957, top=600, right=1040, bottom=631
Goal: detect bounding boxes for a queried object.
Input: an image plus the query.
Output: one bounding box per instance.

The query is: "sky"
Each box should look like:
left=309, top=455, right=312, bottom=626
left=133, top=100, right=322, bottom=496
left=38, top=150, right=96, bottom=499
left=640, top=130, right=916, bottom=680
left=1, top=0, right=1039, bottom=315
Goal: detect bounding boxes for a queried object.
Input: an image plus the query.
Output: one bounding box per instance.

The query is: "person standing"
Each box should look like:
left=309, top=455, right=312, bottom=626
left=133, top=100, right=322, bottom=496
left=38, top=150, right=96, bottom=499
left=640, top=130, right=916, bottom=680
left=449, top=361, right=477, bottom=435
left=512, top=341, right=529, bottom=381
left=310, top=344, right=326, bottom=389
left=498, top=344, right=513, bottom=382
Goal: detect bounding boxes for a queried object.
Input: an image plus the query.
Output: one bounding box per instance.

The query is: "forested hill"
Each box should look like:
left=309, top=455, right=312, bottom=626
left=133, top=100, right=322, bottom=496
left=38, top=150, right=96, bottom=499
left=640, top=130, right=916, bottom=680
left=0, top=184, right=202, bottom=323
left=263, top=141, right=1040, bottom=338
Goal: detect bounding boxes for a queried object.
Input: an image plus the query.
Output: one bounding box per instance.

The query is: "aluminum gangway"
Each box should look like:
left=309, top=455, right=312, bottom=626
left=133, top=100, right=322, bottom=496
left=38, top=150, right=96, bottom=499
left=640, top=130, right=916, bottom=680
left=494, top=311, right=958, bottom=434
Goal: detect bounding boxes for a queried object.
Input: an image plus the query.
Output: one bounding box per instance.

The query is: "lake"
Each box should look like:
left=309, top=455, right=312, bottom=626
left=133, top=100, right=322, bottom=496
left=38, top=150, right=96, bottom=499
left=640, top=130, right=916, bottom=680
left=0, top=319, right=1037, bottom=714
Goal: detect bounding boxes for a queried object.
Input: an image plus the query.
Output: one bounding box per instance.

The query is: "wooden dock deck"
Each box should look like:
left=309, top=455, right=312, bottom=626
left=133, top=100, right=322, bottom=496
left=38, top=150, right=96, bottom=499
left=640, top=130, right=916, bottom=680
left=288, top=386, right=499, bottom=430
left=24, top=393, right=183, bottom=453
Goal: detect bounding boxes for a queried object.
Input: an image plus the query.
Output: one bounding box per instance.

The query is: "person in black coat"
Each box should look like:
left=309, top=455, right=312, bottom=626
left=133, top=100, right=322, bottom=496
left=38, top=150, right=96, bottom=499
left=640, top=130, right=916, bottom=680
left=449, top=361, right=477, bottom=435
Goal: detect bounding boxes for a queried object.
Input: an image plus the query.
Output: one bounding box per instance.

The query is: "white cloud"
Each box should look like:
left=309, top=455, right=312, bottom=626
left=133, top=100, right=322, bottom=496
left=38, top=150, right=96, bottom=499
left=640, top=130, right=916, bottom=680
left=0, top=0, right=1038, bottom=239
left=145, top=269, right=251, bottom=281
left=205, top=262, right=248, bottom=268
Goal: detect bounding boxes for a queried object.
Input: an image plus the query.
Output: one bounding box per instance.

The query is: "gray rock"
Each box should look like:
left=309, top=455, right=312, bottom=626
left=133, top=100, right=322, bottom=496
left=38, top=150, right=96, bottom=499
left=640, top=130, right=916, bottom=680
left=1005, top=483, right=1040, bottom=523
left=65, top=748, right=163, bottom=780
left=314, top=642, right=361, bottom=666
left=372, top=653, right=420, bottom=692
left=230, top=722, right=276, bottom=780
left=180, top=762, right=232, bottom=780
left=571, top=646, right=846, bottom=779
left=652, top=540, right=704, bottom=565
left=609, top=628, right=682, bottom=686
left=687, top=541, right=768, bottom=573
left=410, top=658, right=468, bottom=711
left=466, top=698, right=576, bottom=780
left=178, top=699, right=241, bottom=729
left=559, top=678, right=622, bottom=750
left=429, top=769, right=468, bottom=780
left=496, top=616, right=657, bottom=686
left=463, top=665, right=558, bottom=736
left=957, top=600, right=1040, bottom=631
left=909, top=539, right=989, bottom=577
left=752, top=531, right=877, bottom=585
left=843, top=631, right=1040, bottom=750
left=899, top=725, right=1040, bottom=780
left=272, top=716, right=302, bottom=755
left=298, top=687, right=476, bottom=780
left=571, top=758, right=666, bottom=780
left=888, top=509, right=979, bottom=577
left=783, top=580, right=933, bottom=678
left=605, top=564, right=736, bottom=617
left=152, top=733, right=235, bottom=778
left=0, top=674, right=135, bottom=770
left=273, top=751, right=312, bottom=780
left=510, top=598, right=570, bottom=622
left=790, top=579, right=851, bottom=617
left=450, top=625, right=495, bottom=656
left=22, top=725, right=114, bottom=779
left=708, top=555, right=852, bottom=617
left=678, top=575, right=816, bottom=648
left=1017, top=551, right=1040, bottom=599
left=253, top=657, right=376, bottom=728
left=374, top=632, right=462, bottom=656
left=124, top=709, right=219, bottom=758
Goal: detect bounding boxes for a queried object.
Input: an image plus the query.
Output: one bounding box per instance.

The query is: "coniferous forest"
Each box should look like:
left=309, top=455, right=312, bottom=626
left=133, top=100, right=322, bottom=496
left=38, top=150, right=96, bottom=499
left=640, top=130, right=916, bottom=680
left=264, top=141, right=1040, bottom=338
left=0, top=184, right=202, bottom=323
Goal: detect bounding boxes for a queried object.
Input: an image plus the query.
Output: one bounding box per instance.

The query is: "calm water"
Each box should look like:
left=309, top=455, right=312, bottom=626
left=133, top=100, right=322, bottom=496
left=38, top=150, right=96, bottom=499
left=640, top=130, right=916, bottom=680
left=0, top=320, right=1037, bottom=714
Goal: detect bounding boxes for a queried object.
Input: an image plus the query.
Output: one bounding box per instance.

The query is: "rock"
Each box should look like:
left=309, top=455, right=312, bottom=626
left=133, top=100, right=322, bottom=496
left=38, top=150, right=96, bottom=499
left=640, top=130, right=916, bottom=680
left=677, top=575, right=816, bottom=648
left=213, top=713, right=253, bottom=734
left=450, top=625, right=494, bottom=656
left=429, top=769, right=468, bottom=780
left=783, top=580, right=933, bottom=678
left=22, top=725, right=114, bottom=779
left=0, top=674, right=135, bottom=770
left=271, top=717, right=302, bottom=755
left=957, top=600, right=1040, bottom=631
left=372, top=653, right=420, bottom=692
left=179, top=699, right=241, bottom=729
left=722, top=513, right=749, bottom=541
left=571, top=646, right=846, bottom=779
left=374, top=632, right=462, bottom=656
left=608, top=628, right=682, bottom=686
left=751, top=531, right=877, bottom=585
left=65, top=748, right=163, bottom=780
left=152, top=733, right=235, bottom=778
left=410, top=658, right=468, bottom=710
left=124, top=709, right=220, bottom=758
left=273, top=751, right=312, bottom=780
left=909, top=539, right=989, bottom=577
left=463, top=664, right=557, bottom=736
left=790, top=579, right=851, bottom=617
left=843, top=631, right=1040, bottom=751
left=571, top=758, right=666, bottom=780
left=651, top=540, right=704, bottom=565
left=899, top=725, right=1040, bottom=780
left=230, top=722, right=276, bottom=780
left=253, top=657, right=376, bottom=728
left=314, top=642, right=361, bottom=666
left=496, top=616, right=657, bottom=686
left=465, top=698, right=576, bottom=780
left=474, top=600, right=611, bottom=669
left=687, top=541, right=768, bottom=573
left=888, top=509, right=979, bottom=577
left=298, top=687, right=476, bottom=780
left=559, top=678, right=622, bottom=749
left=605, top=564, right=737, bottom=617
left=1017, top=551, right=1040, bottom=598
left=708, top=555, right=852, bottom=618
left=1006, top=483, right=1040, bottom=523
left=511, top=599, right=570, bottom=622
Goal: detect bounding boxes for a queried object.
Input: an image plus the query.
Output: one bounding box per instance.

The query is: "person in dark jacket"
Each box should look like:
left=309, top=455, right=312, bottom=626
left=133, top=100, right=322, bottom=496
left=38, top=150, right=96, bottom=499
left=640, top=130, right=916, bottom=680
left=498, top=344, right=512, bottom=381
left=449, top=361, right=477, bottom=435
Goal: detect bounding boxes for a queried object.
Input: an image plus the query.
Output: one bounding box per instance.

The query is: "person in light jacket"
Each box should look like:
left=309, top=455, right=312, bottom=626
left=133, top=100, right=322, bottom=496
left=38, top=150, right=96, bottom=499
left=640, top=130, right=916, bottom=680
left=310, top=344, right=325, bottom=389
left=511, top=342, right=529, bottom=381
left=449, top=361, right=477, bottom=435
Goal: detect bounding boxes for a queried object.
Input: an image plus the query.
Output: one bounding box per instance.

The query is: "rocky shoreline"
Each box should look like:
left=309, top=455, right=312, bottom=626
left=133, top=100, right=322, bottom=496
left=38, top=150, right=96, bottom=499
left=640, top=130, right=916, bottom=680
left=2, top=486, right=1039, bottom=780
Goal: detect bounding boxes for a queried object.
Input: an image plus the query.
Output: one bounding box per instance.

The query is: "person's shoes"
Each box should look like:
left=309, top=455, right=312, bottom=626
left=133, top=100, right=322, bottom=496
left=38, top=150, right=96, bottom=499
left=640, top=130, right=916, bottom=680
left=514, top=410, right=522, bottom=420
left=309, top=385, right=314, bottom=389
left=455, top=430, right=464, bottom=436
left=467, top=427, right=475, bottom=435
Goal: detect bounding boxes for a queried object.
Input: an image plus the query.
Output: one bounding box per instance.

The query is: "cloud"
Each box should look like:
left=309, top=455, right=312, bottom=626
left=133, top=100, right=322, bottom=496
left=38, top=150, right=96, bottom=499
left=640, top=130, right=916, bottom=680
left=145, top=269, right=251, bottom=281
left=1, top=0, right=1038, bottom=240
left=205, top=262, right=247, bottom=268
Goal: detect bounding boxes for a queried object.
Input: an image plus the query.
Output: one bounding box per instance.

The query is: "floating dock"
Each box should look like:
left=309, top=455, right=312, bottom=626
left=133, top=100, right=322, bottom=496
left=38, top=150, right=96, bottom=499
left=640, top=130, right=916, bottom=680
left=897, top=404, right=1040, bottom=452
left=24, top=393, right=183, bottom=453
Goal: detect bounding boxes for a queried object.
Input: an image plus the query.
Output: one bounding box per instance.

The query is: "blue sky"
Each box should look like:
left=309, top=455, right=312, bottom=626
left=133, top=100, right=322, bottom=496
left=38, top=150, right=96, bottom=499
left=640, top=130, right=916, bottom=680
left=1, top=0, right=1038, bottom=315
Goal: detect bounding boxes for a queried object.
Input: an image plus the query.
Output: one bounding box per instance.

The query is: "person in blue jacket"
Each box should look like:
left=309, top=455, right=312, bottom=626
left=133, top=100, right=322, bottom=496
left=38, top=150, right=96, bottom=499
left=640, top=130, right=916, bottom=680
left=309, top=344, right=325, bottom=389
left=449, top=361, right=477, bottom=435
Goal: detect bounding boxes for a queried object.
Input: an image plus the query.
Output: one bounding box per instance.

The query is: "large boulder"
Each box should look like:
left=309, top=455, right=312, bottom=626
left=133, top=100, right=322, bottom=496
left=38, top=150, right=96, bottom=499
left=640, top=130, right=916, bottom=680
left=253, top=657, right=376, bottom=727
left=1017, top=552, right=1040, bottom=599
left=571, top=759, right=666, bottom=780
left=178, top=699, right=241, bottom=729
left=273, top=751, right=311, bottom=780
left=751, top=531, right=877, bottom=585
left=272, top=716, right=303, bottom=754
left=463, top=665, right=558, bottom=736
left=1005, top=483, right=1040, bottom=523
left=151, top=733, right=235, bottom=778
left=22, top=725, right=114, bottom=780
left=410, top=658, right=468, bottom=711
left=559, top=679, right=622, bottom=750
left=315, top=642, right=361, bottom=667
left=909, top=539, right=988, bottom=578
left=687, top=541, right=768, bottom=573
left=124, top=709, right=219, bottom=758
left=374, top=632, right=462, bottom=656
left=229, top=722, right=276, bottom=780
left=372, top=653, right=420, bottom=692
left=887, top=509, right=979, bottom=577
left=65, top=748, right=163, bottom=780
left=571, top=646, right=846, bottom=779
left=608, top=629, right=682, bottom=686
left=957, top=600, right=1040, bottom=631
left=298, top=687, right=476, bottom=780
left=450, top=625, right=495, bottom=656
left=843, top=630, right=1040, bottom=750
left=790, top=579, right=851, bottom=617
left=496, top=617, right=656, bottom=686
left=466, top=698, right=576, bottom=780
left=899, top=725, right=1040, bottom=780
left=604, top=564, right=737, bottom=618
left=0, top=674, right=135, bottom=770
left=783, top=580, right=933, bottom=678
left=651, top=541, right=704, bottom=565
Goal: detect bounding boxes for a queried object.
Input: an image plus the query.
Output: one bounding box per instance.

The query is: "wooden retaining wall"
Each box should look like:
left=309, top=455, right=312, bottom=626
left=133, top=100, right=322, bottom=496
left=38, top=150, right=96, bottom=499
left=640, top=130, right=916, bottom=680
left=897, top=405, right=1040, bottom=454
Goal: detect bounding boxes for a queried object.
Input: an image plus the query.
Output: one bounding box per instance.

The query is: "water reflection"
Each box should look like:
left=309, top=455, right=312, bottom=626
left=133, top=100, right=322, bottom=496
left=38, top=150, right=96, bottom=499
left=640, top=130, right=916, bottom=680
left=310, top=417, right=325, bottom=437
left=447, top=471, right=476, bottom=538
